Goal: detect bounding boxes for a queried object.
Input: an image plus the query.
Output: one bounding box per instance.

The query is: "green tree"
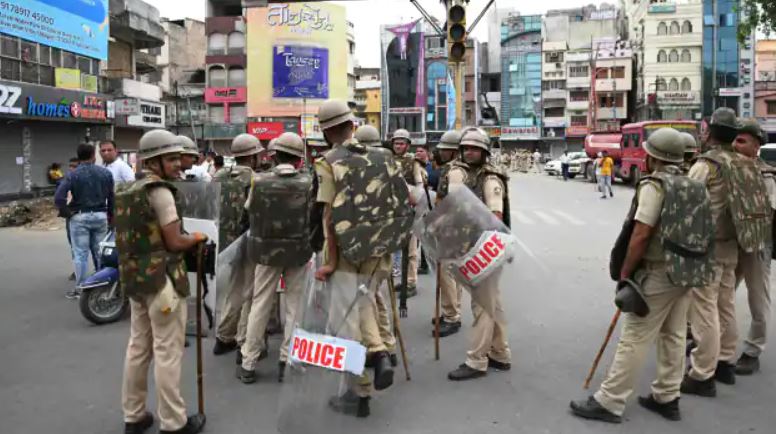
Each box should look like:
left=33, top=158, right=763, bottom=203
left=739, top=0, right=776, bottom=42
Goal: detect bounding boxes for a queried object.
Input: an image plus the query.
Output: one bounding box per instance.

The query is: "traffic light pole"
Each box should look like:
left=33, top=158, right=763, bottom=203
left=453, top=61, right=464, bottom=130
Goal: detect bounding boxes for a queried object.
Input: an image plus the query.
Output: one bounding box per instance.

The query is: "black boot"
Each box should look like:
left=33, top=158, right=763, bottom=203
left=715, top=361, right=736, bottom=385
left=433, top=320, right=462, bottom=338
left=372, top=351, right=394, bottom=391
left=638, top=395, right=681, bottom=421
left=735, top=353, right=760, bottom=375
left=278, top=362, right=286, bottom=383
left=569, top=396, right=622, bottom=424
left=487, top=357, right=511, bottom=371
left=213, top=338, right=237, bottom=355
left=680, top=375, right=716, bottom=397
left=236, top=366, right=257, bottom=384
left=159, top=414, right=206, bottom=434
left=389, top=353, right=398, bottom=367
left=124, top=412, right=154, bottom=434
left=329, top=392, right=370, bottom=418
left=448, top=364, right=487, bottom=381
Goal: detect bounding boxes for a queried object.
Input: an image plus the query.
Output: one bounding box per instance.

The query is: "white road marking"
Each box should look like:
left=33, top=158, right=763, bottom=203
left=512, top=210, right=535, bottom=225
left=533, top=210, right=560, bottom=225
left=552, top=210, right=585, bottom=226
left=514, top=236, right=551, bottom=275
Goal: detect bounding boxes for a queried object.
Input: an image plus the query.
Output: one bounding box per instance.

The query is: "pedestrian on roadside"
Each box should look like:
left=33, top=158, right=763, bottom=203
left=54, top=143, right=114, bottom=299
left=100, top=140, right=135, bottom=185
left=599, top=151, right=614, bottom=199
left=48, top=163, right=64, bottom=186
left=560, top=151, right=570, bottom=181
left=533, top=149, right=542, bottom=173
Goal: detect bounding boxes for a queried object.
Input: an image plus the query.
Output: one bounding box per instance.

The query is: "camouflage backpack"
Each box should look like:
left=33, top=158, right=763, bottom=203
left=440, top=160, right=511, bottom=228
left=397, top=154, right=417, bottom=185
left=324, top=140, right=414, bottom=263
left=702, top=149, right=772, bottom=253
left=114, top=173, right=189, bottom=298
left=247, top=165, right=314, bottom=267
left=213, top=165, right=253, bottom=253
left=650, top=167, right=715, bottom=287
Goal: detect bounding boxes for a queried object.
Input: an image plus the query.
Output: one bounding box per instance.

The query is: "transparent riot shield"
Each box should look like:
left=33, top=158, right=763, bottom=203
left=214, top=233, right=254, bottom=327
left=278, top=256, right=376, bottom=434
left=414, top=185, right=516, bottom=322
left=173, top=181, right=221, bottom=336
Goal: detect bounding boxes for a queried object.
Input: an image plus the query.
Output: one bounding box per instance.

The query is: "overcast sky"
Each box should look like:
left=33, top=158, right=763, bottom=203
left=146, top=0, right=610, bottom=67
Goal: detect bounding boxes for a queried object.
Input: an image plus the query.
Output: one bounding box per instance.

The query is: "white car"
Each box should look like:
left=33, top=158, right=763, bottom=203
left=544, top=159, right=562, bottom=175
left=760, top=144, right=776, bottom=166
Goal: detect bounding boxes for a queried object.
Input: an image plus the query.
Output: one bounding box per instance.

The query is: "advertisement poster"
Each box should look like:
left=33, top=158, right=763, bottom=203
left=55, top=68, right=81, bottom=90
left=247, top=2, right=347, bottom=117
left=0, top=0, right=109, bottom=60
left=273, top=45, right=329, bottom=99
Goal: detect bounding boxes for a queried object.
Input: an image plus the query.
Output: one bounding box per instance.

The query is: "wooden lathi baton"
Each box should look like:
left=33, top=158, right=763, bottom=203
left=584, top=309, right=621, bottom=389
left=387, top=277, right=411, bottom=381
left=195, top=243, right=205, bottom=414
left=434, top=264, right=441, bottom=361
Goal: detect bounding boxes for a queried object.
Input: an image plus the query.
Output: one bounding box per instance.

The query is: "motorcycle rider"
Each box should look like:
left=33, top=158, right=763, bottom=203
left=117, top=129, right=207, bottom=434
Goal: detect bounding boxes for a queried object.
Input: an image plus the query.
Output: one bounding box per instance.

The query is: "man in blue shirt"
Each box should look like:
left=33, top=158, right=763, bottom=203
left=55, top=143, right=115, bottom=299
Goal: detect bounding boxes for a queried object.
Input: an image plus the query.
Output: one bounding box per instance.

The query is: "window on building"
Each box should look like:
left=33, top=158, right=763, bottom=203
left=595, top=68, right=609, bottom=79
left=542, top=80, right=566, bottom=90
left=51, top=48, right=61, bottom=67
left=569, top=65, right=589, bottom=77
left=657, top=50, right=667, bottom=63
left=657, top=22, right=667, bottom=35
left=20, top=41, right=37, bottom=63
left=612, top=66, right=625, bottom=79
left=63, top=51, right=77, bottom=69
left=38, top=45, right=50, bottom=66
left=227, top=32, right=245, bottom=54
left=230, top=104, right=246, bottom=123
left=670, top=21, right=680, bottom=35
left=209, top=105, right=225, bottom=123
left=656, top=77, right=667, bottom=91
left=681, top=49, right=691, bottom=62
left=349, top=41, right=355, bottom=55
left=39, top=65, right=54, bottom=86
left=208, top=33, right=226, bottom=55
left=669, top=78, right=679, bottom=91
left=545, top=107, right=564, bottom=117
left=720, top=13, right=735, bottom=27
left=228, top=66, right=245, bottom=87
left=78, top=56, right=91, bottom=74
left=569, top=90, right=589, bottom=101
left=570, top=115, right=587, bottom=126
left=681, top=77, right=691, bottom=91
left=1, top=36, right=18, bottom=58
left=669, top=49, right=679, bottom=62
left=682, top=20, right=693, bottom=33
left=21, top=62, right=37, bottom=83
left=545, top=52, right=564, bottom=63
left=1, top=58, right=20, bottom=80
left=767, top=101, right=776, bottom=115
left=208, top=65, right=226, bottom=87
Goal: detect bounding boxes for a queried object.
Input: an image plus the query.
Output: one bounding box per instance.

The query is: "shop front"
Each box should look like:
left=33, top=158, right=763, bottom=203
left=113, top=98, right=166, bottom=151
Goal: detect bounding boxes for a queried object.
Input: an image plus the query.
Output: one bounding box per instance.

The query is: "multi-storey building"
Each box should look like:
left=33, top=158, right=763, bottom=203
left=463, top=39, right=482, bottom=128
left=424, top=29, right=448, bottom=141
left=354, top=67, right=381, bottom=130
left=591, top=38, right=633, bottom=132
left=500, top=14, right=543, bottom=149
left=755, top=40, right=776, bottom=142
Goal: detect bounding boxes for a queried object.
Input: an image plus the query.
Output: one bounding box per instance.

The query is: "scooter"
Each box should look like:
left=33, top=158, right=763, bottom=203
left=78, top=231, right=128, bottom=325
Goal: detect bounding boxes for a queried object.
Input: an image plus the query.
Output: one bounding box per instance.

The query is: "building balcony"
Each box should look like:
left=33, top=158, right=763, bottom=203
left=206, top=15, right=245, bottom=34
left=595, top=79, right=632, bottom=92
left=542, top=89, right=567, bottom=100
left=597, top=106, right=628, bottom=120
left=103, top=77, right=162, bottom=101
left=567, top=100, right=589, bottom=110
left=203, top=123, right=246, bottom=139
left=110, top=0, right=165, bottom=49
left=647, top=34, right=703, bottom=49
left=135, top=50, right=158, bottom=74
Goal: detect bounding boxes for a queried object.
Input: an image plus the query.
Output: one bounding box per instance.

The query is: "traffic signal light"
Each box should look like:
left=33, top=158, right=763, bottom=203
left=447, top=1, right=466, bottom=63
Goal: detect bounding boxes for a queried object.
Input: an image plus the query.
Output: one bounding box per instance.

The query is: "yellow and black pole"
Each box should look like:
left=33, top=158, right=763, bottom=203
left=447, top=0, right=467, bottom=130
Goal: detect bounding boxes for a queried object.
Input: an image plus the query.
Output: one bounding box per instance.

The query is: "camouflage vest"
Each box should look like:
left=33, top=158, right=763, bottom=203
left=114, top=173, right=189, bottom=298
left=701, top=148, right=772, bottom=253
left=324, top=140, right=414, bottom=263
left=440, top=160, right=511, bottom=228
left=437, top=161, right=455, bottom=199
left=213, top=165, right=252, bottom=253
left=648, top=167, right=715, bottom=287
left=247, top=165, right=314, bottom=267
left=396, top=154, right=416, bottom=185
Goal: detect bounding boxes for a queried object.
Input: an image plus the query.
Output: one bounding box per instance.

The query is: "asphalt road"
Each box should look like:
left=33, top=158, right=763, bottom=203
left=1, top=172, right=775, bottom=434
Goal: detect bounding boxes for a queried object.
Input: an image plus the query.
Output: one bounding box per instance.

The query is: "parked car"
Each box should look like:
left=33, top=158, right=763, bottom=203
left=544, top=159, right=562, bottom=176
left=565, top=152, right=588, bottom=179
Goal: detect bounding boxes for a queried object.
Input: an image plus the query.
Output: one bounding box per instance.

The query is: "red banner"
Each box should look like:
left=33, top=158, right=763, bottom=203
left=205, top=87, right=247, bottom=104
left=566, top=126, right=590, bottom=137
left=247, top=122, right=286, bottom=140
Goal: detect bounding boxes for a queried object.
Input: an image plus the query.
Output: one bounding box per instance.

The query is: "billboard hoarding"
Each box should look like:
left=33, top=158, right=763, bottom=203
left=0, top=0, right=109, bottom=60
left=273, top=45, right=329, bottom=99
left=55, top=68, right=81, bottom=89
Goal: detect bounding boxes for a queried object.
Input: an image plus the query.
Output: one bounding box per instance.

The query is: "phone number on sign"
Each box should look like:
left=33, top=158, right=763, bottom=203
left=0, top=2, right=54, bottom=25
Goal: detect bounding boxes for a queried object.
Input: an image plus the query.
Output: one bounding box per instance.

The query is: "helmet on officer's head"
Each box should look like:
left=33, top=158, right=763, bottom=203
left=459, top=129, right=491, bottom=154
left=738, top=118, right=767, bottom=145
left=643, top=127, right=684, bottom=164
left=437, top=130, right=462, bottom=150
left=272, top=132, right=305, bottom=158
left=231, top=133, right=262, bottom=158
left=391, top=129, right=412, bottom=144
left=678, top=132, right=697, bottom=150
left=461, top=126, right=488, bottom=138
left=177, top=135, right=199, bottom=157
left=138, top=129, right=184, bottom=161
left=709, top=107, right=740, bottom=142
left=318, top=99, right=354, bottom=130
left=354, top=125, right=381, bottom=146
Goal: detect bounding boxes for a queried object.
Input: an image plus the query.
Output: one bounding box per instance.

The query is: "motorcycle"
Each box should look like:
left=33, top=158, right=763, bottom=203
left=78, top=230, right=129, bottom=325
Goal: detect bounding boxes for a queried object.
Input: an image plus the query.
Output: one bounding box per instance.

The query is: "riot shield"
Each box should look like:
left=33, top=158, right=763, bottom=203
left=173, top=181, right=221, bottom=335
left=414, top=185, right=516, bottom=322
left=278, top=257, right=374, bottom=434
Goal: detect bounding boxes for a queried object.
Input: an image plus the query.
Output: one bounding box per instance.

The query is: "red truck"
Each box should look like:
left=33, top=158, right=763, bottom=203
left=580, top=120, right=700, bottom=185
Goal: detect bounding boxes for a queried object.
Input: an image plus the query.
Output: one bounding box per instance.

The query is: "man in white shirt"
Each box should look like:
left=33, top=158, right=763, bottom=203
left=99, top=140, right=135, bottom=184
left=533, top=150, right=542, bottom=173
left=559, top=151, right=570, bottom=181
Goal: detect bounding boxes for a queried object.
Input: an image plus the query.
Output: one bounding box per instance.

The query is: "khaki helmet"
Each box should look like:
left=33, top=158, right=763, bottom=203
left=318, top=99, right=354, bottom=130
left=273, top=132, right=305, bottom=158
left=354, top=125, right=382, bottom=146
left=391, top=128, right=412, bottom=144
left=177, top=135, right=199, bottom=156
left=710, top=107, right=739, bottom=130
left=738, top=118, right=767, bottom=145
left=437, top=130, right=462, bottom=150
left=138, top=129, right=184, bottom=161
left=231, top=133, right=262, bottom=158
left=459, top=128, right=491, bottom=153
left=267, top=138, right=278, bottom=152
left=642, top=127, right=684, bottom=164
left=461, top=126, right=488, bottom=137
left=678, top=132, right=698, bottom=151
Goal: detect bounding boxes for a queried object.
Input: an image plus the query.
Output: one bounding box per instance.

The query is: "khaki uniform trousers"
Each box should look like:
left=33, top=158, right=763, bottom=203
left=374, top=280, right=396, bottom=352
left=464, top=270, right=511, bottom=371
left=689, top=260, right=738, bottom=380
left=594, top=266, right=691, bottom=416
left=241, top=263, right=308, bottom=370
left=440, top=266, right=463, bottom=323
left=122, top=287, right=188, bottom=432
left=735, top=247, right=772, bottom=358
left=407, top=235, right=419, bottom=286
left=328, top=254, right=390, bottom=397
left=216, top=278, right=247, bottom=344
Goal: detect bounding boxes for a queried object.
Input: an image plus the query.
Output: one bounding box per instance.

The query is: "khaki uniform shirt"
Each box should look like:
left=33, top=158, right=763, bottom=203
left=447, top=166, right=505, bottom=213
left=688, top=159, right=738, bottom=264
left=633, top=180, right=664, bottom=263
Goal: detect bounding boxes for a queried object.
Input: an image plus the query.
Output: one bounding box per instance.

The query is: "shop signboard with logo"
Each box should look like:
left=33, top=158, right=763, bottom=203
left=127, top=101, right=165, bottom=128
left=566, top=126, right=590, bottom=137
left=247, top=121, right=286, bottom=140
left=55, top=68, right=81, bottom=90
left=205, top=87, right=247, bottom=104
left=0, top=80, right=111, bottom=122
left=273, top=45, right=329, bottom=99
left=501, top=126, right=540, bottom=141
